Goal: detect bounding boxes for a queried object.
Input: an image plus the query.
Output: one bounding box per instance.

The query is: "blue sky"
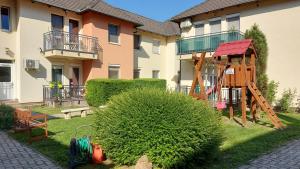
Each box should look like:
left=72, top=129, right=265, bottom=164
left=105, top=0, right=203, bottom=22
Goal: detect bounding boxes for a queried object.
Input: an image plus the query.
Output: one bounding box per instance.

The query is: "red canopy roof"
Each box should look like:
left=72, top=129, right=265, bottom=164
left=213, top=39, right=253, bottom=57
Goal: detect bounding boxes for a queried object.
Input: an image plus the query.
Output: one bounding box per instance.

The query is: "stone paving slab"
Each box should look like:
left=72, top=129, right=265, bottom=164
left=0, top=131, right=61, bottom=169
left=238, top=139, right=300, bottom=169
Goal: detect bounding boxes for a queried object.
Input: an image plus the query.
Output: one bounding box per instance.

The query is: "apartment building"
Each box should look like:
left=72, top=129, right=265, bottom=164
left=0, top=0, right=180, bottom=103
left=171, top=0, right=300, bottom=98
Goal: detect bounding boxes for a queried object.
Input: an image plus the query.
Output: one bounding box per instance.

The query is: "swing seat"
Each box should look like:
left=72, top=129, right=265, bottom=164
left=217, top=101, right=227, bottom=110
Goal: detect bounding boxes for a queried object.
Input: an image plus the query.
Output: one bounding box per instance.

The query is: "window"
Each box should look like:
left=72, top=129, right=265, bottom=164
left=1, top=7, right=10, bottom=31
left=152, top=70, right=159, bottom=79
left=227, top=16, right=240, bottom=31
left=134, top=34, right=141, bottom=49
left=108, top=24, right=120, bottom=44
left=52, top=65, right=63, bottom=83
left=209, top=20, right=221, bottom=34
left=152, top=40, right=160, bottom=54
left=0, top=65, right=11, bottom=82
left=133, top=69, right=140, bottom=79
left=195, top=23, right=204, bottom=36
left=51, top=14, right=64, bottom=31
left=108, top=65, right=120, bottom=79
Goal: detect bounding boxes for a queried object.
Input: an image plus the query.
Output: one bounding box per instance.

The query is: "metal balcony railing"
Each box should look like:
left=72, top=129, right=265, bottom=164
left=43, top=31, right=99, bottom=55
left=43, top=85, right=85, bottom=102
left=176, top=31, right=244, bottom=55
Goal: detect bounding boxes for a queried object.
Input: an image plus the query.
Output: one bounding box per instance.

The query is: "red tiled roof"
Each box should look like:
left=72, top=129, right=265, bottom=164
left=213, top=39, right=253, bottom=57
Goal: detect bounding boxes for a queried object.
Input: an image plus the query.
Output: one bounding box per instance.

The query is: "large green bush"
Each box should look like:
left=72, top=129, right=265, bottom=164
left=85, top=79, right=166, bottom=107
left=95, top=88, right=223, bottom=168
left=0, top=104, right=15, bottom=130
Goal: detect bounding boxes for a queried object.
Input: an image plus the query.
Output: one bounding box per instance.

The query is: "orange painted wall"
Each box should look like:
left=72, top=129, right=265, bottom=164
left=82, top=12, right=134, bottom=83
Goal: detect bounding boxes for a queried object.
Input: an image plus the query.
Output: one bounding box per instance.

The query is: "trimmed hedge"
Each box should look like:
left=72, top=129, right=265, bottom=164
left=0, top=104, right=15, bottom=130
left=85, top=79, right=166, bottom=107
left=95, top=88, right=223, bottom=168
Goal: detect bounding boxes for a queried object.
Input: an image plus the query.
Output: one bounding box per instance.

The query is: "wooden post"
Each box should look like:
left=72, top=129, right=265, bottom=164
left=251, top=95, right=257, bottom=122
left=229, top=87, right=234, bottom=119
left=241, top=86, right=247, bottom=126
left=241, top=54, right=247, bottom=126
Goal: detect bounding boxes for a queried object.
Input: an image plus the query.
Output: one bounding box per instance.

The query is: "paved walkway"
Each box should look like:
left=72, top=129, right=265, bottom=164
left=0, top=131, right=61, bottom=169
left=239, top=139, right=300, bottom=169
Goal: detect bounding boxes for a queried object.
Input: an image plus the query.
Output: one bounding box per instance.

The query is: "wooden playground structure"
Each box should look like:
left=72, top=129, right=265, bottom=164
left=189, top=39, right=283, bottom=128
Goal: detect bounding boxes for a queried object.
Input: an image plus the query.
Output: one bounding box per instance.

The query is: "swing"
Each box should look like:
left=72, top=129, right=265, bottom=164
left=216, top=68, right=227, bottom=110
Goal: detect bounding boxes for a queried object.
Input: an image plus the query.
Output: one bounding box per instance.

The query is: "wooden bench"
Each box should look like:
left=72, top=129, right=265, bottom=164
left=14, top=108, right=48, bottom=143
left=61, top=107, right=90, bottom=120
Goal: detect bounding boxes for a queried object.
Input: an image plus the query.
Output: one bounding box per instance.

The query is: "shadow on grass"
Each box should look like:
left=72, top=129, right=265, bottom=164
left=9, top=116, right=114, bottom=169
left=204, top=112, right=300, bottom=169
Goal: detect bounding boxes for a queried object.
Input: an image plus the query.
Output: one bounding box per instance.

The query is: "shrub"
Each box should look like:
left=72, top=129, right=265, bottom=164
left=85, top=79, right=166, bottom=107
left=95, top=88, right=223, bottom=168
left=0, top=104, right=15, bottom=130
left=277, top=88, right=297, bottom=113
left=266, top=80, right=279, bottom=105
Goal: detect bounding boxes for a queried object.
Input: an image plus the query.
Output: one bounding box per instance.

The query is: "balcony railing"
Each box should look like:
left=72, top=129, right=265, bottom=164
left=43, top=31, right=99, bottom=55
left=177, top=31, right=244, bottom=55
left=43, top=85, right=85, bottom=103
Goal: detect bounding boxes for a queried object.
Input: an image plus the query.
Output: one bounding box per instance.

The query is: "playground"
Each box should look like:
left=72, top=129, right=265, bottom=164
left=189, top=39, right=283, bottom=129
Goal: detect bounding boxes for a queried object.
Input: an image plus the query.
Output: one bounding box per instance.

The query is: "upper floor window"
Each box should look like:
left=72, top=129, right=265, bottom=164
left=51, top=14, right=64, bottom=31
left=209, top=19, right=221, bottom=34
left=1, top=7, right=10, bottom=31
left=108, top=24, right=120, bottom=44
left=134, top=34, right=141, bottom=49
left=152, top=40, right=160, bottom=54
left=227, top=15, right=240, bottom=31
left=194, top=23, right=204, bottom=36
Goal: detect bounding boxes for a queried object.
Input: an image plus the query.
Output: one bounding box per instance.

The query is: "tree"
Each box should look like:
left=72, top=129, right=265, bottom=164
left=245, top=24, right=269, bottom=97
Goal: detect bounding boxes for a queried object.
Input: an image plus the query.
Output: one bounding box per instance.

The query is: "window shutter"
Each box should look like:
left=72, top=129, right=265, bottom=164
left=195, top=24, right=204, bottom=36
left=227, top=16, right=240, bottom=31
left=209, top=20, right=221, bottom=33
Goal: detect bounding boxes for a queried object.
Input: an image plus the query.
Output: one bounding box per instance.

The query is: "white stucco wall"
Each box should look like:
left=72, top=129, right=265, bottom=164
left=179, top=0, right=300, bottom=100
left=0, top=0, right=17, bottom=61
left=16, top=0, right=84, bottom=103
left=240, top=0, right=300, bottom=100
left=134, top=31, right=180, bottom=89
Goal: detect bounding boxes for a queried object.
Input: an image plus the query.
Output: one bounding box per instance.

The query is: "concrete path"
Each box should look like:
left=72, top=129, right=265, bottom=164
left=238, top=139, right=300, bottom=169
left=0, top=131, right=61, bottom=169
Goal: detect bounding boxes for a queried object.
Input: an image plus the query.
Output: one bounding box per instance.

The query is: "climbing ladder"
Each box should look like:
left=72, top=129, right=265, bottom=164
left=248, top=82, right=284, bottom=129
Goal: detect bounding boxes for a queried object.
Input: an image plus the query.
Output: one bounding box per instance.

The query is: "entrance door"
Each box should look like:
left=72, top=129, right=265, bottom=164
left=52, top=65, right=63, bottom=83
left=0, top=62, right=13, bottom=100
left=70, top=67, right=80, bottom=86
left=69, top=19, right=79, bottom=51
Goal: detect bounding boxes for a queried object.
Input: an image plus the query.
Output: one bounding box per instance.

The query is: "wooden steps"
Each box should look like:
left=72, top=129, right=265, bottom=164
left=248, top=82, right=284, bottom=129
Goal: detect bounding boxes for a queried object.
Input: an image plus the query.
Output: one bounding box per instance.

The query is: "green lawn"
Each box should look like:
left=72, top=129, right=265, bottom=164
left=9, top=112, right=300, bottom=169
left=31, top=105, right=83, bottom=115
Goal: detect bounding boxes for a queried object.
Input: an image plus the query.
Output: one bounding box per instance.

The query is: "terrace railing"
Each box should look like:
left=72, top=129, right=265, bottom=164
left=43, top=31, right=99, bottom=54
left=176, top=31, right=244, bottom=55
left=43, top=85, right=85, bottom=103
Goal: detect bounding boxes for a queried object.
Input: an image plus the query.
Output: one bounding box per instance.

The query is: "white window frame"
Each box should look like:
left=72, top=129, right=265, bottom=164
left=108, top=24, right=120, bottom=45
left=0, top=6, right=11, bottom=32
left=194, top=21, right=205, bottom=36
left=152, top=39, right=160, bottom=54
left=108, top=64, right=120, bottom=79
left=226, top=13, right=240, bottom=31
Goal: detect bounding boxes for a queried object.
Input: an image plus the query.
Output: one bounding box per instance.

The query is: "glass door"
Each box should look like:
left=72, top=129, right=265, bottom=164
left=52, top=65, right=63, bottom=83
left=69, top=19, right=79, bottom=51
left=0, top=62, right=13, bottom=100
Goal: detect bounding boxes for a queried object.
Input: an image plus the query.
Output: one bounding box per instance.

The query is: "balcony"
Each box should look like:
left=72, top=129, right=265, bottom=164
left=43, top=31, right=100, bottom=60
left=177, top=31, right=244, bottom=55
